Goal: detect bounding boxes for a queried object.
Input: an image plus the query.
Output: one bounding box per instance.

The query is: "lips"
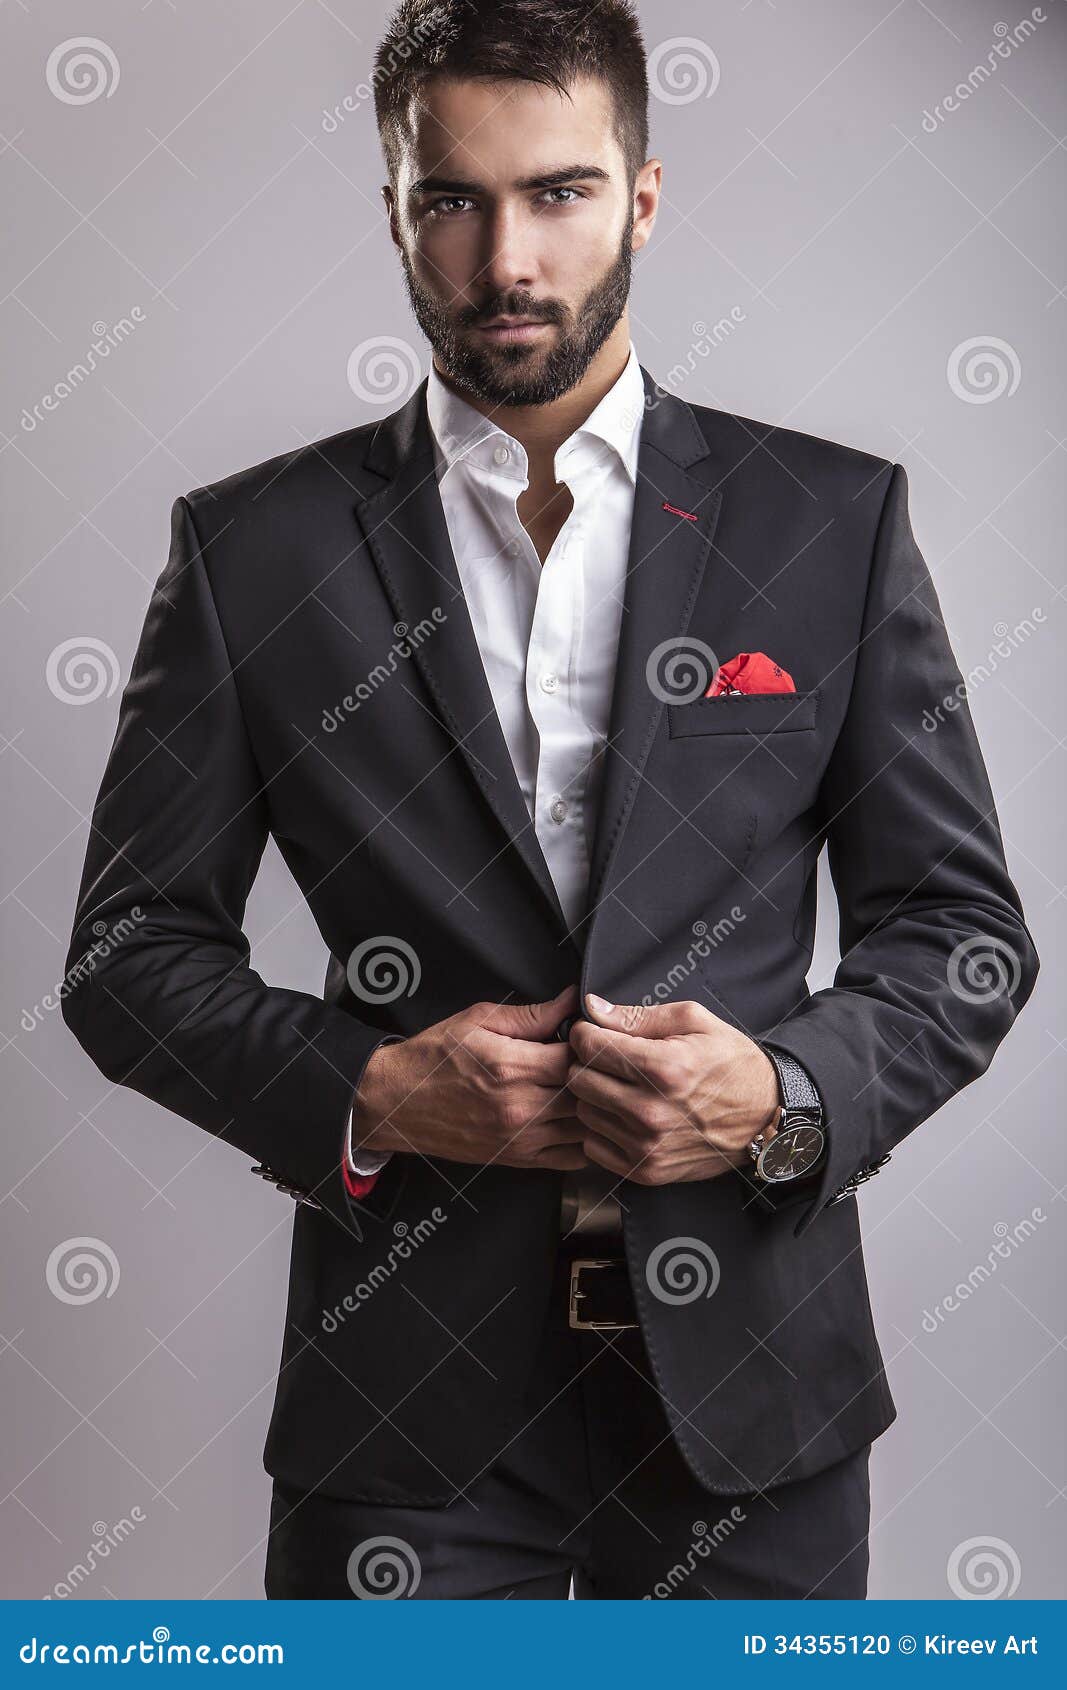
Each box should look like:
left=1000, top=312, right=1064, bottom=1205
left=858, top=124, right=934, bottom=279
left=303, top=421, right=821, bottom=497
left=474, top=319, right=551, bottom=343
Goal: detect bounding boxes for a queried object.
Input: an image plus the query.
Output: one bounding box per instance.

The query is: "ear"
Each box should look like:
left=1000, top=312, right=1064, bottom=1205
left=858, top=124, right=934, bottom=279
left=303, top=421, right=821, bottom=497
left=382, top=185, right=402, bottom=252
left=632, top=158, right=662, bottom=253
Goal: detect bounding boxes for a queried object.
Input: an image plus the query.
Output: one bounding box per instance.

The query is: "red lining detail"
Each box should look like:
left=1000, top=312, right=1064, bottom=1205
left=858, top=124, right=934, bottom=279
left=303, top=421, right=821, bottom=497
left=342, top=1159, right=380, bottom=1200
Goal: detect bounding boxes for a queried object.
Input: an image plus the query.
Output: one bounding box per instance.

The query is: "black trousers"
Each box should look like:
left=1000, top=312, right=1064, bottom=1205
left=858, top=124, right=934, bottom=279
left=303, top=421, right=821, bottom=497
left=265, top=1246, right=871, bottom=1600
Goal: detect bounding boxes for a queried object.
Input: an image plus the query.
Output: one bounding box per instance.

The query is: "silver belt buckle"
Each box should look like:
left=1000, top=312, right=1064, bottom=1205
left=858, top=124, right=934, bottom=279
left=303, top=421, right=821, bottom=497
left=568, top=1257, right=638, bottom=1331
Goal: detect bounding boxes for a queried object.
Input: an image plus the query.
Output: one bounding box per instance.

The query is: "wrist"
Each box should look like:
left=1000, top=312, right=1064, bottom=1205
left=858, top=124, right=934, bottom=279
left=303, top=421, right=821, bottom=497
left=747, top=1042, right=826, bottom=1187
left=750, top=1046, right=782, bottom=1139
left=351, top=1037, right=406, bottom=1156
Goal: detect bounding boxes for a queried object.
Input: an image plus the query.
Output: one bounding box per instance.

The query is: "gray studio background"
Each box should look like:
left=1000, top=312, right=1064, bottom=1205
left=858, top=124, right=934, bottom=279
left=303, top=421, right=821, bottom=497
left=2, top=0, right=1064, bottom=1600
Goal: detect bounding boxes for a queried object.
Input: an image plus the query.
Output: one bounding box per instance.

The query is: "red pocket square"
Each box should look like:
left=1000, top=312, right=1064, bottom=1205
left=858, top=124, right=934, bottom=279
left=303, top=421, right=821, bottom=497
left=706, top=651, right=796, bottom=697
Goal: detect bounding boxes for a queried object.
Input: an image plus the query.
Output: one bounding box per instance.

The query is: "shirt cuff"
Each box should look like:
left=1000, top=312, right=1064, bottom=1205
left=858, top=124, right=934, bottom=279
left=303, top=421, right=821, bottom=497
left=341, top=1033, right=404, bottom=1196
left=344, top=1106, right=394, bottom=1177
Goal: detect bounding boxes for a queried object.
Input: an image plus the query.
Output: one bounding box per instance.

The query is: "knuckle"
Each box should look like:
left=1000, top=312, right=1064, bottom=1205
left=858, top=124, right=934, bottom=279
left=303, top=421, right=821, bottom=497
left=642, top=1105, right=670, bottom=1138
left=566, top=1063, right=589, bottom=1096
left=567, top=1028, right=592, bottom=1067
left=641, top=1146, right=670, bottom=1184
left=672, top=1000, right=706, bottom=1036
left=642, top=1051, right=673, bottom=1091
left=618, top=1004, right=647, bottom=1035
left=497, top=1094, right=529, bottom=1134
left=637, top=1128, right=663, bottom=1162
left=635, top=1096, right=666, bottom=1133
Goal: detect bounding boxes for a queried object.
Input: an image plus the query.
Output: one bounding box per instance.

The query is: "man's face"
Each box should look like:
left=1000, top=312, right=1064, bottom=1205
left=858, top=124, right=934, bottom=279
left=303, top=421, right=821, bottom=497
left=386, top=75, right=647, bottom=407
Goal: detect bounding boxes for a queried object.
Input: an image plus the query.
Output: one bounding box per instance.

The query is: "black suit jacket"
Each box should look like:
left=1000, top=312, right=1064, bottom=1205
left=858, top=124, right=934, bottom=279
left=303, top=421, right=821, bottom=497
left=62, top=366, right=1039, bottom=1504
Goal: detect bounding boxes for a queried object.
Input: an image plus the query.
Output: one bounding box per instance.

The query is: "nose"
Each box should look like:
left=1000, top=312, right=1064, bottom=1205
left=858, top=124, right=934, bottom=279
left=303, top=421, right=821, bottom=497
left=477, top=202, right=537, bottom=300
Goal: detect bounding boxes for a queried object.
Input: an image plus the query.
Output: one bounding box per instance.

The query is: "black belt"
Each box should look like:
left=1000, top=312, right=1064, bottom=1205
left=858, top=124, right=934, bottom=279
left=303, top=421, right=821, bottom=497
left=560, top=1252, right=639, bottom=1332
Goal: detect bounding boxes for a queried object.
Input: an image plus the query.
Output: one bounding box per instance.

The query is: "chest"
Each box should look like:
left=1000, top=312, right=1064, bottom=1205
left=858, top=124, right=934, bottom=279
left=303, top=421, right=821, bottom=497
left=517, top=479, right=574, bottom=565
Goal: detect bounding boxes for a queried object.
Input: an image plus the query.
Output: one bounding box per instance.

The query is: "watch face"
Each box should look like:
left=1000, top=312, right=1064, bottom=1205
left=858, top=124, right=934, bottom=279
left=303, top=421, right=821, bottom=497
left=758, top=1123, right=824, bottom=1182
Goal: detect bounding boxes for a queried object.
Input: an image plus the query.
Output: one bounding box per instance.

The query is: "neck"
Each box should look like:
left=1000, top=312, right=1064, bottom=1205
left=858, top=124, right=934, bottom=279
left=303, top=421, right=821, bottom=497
left=432, top=318, right=632, bottom=485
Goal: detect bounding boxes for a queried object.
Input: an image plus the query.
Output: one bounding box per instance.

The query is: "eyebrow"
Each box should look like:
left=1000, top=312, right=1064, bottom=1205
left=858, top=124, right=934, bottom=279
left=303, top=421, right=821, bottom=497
left=410, top=163, right=612, bottom=197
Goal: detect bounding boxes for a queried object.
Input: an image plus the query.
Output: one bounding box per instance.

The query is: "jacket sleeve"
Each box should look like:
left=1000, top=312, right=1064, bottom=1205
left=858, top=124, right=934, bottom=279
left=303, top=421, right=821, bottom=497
left=60, top=494, right=394, bottom=1234
left=758, top=463, right=1039, bottom=1234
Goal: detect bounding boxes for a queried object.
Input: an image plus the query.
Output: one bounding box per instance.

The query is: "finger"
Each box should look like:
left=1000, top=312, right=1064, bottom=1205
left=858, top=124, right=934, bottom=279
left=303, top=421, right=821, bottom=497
left=522, top=1039, right=576, bottom=1086
left=530, top=1088, right=588, bottom=1128
left=532, top=1143, right=588, bottom=1171
left=469, top=1029, right=574, bottom=1088
left=583, top=992, right=710, bottom=1040
left=580, top=1129, right=635, bottom=1176
left=480, top=983, right=578, bottom=1041
left=569, top=1017, right=658, bottom=1084
left=567, top=1061, right=643, bottom=1119
left=483, top=1097, right=584, bottom=1149
left=523, top=1107, right=587, bottom=1140
left=573, top=1097, right=641, bottom=1151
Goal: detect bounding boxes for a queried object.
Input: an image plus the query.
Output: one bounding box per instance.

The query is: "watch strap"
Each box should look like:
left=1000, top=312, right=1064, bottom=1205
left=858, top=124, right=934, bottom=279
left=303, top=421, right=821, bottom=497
left=761, top=1042, right=822, bottom=1118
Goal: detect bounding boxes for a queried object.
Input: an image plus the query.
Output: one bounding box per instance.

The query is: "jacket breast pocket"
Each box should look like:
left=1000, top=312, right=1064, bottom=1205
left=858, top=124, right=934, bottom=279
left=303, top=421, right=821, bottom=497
left=666, top=689, right=821, bottom=738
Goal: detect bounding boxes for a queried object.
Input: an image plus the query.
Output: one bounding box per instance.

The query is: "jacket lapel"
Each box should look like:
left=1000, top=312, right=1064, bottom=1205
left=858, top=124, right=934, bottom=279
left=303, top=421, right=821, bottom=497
left=584, top=368, right=723, bottom=924
left=353, top=387, right=577, bottom=950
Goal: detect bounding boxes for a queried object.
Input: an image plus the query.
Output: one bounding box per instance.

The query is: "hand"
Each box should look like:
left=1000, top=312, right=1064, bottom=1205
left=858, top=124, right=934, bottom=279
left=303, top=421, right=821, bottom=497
left=351, top=983, right=588, bottom=1172
left=566, top=993, right=780, bottom=1186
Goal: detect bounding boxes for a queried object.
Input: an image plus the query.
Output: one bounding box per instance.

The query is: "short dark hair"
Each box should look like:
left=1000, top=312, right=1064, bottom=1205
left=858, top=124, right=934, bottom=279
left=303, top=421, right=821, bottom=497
left=373, top=0, right=650, bottom=190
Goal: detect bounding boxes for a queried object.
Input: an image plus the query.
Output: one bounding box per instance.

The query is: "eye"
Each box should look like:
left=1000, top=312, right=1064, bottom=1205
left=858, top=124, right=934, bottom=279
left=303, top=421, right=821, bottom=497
left=428, top=196, right=476, bottom=217
left=539, top=186, right=584, bottom=207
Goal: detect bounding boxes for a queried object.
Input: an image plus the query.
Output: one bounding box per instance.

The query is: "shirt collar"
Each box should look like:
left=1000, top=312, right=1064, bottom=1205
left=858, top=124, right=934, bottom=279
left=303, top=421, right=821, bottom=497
left=425, top=340, right=645, bottom=488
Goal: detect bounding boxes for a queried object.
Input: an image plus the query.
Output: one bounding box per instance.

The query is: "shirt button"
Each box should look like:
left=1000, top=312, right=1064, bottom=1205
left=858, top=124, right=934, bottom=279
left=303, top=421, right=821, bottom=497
left=549, top=797, right=568, bottom=823
left=493, top=444, right=511, bottom=465
left=506, top=538, right=522, bottom=556
left=539, top=672, right=559, bottom=694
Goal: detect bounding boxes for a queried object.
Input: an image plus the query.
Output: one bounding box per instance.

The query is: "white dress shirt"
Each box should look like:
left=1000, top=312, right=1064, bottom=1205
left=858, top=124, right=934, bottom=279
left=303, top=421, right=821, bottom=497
left=346, top=342, right=647, bottom=1237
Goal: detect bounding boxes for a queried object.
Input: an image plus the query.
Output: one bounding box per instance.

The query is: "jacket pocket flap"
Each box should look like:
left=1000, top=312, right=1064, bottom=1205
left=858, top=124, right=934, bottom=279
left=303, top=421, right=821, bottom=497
left=667, top=690, right=820, bottom=738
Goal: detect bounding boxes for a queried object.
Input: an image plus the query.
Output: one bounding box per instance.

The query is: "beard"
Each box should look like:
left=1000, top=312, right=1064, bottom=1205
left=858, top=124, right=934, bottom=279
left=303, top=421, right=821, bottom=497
left=398, top=212, right=634, bottom=408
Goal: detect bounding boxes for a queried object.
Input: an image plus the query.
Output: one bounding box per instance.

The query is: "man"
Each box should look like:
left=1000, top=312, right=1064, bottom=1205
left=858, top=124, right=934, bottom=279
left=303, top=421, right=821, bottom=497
left=62, top=0, right=1038, bottom=1600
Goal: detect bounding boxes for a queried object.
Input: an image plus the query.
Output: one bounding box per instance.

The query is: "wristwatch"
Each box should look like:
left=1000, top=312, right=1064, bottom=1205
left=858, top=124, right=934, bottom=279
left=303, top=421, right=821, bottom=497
left=747, top=1044, right=826, bottom=1185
